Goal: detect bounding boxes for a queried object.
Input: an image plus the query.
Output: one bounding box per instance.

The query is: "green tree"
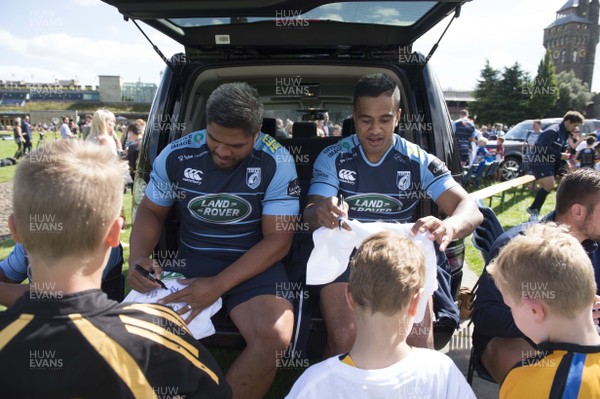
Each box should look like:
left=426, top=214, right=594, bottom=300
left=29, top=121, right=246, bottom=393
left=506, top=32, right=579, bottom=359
left=551, top=70, right=593, bottom=115
left=528, top=49, right=559, bottom=118
left=470, top=60, right=501, bottom=125
left=471, top=61, right=532, bottom=126
left=495, top=62, right=532, bottom=126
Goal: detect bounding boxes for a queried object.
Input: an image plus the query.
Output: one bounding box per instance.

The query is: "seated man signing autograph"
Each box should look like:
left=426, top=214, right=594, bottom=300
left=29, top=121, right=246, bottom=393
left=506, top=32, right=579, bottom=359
left=128, top=82, right=301, bottom=399
left=303, top=73, right=483, bottom=355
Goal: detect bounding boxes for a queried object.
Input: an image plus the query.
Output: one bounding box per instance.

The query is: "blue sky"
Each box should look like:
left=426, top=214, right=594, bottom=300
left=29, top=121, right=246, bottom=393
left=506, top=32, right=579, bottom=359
left=1, top=0, right=598, bottom=92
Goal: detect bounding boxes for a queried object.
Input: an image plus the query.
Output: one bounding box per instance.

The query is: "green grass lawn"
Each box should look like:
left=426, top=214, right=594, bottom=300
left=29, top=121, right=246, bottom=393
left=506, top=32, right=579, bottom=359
left=463, top=183, right=557, bottom=276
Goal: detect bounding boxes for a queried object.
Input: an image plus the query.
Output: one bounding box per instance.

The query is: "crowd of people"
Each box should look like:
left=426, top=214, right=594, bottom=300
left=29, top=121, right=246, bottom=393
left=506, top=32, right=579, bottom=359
left=9, top=111, right=145, bottom=183
left=452, top=109, right=506, bottom=181
left=0, top=75, right=598, bottom=398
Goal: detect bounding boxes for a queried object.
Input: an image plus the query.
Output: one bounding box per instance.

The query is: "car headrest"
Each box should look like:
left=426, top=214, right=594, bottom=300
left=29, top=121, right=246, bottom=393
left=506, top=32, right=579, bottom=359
left=261, top=117, right=276, bottom=136
left=342, top=118, right=354, bottom=137
left=292, top=122, right=317, bottom=138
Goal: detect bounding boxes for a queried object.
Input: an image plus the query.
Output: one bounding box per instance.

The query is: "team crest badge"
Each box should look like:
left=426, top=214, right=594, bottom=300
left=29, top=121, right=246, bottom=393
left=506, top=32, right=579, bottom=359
left=246, top=167, right=261, bottom=189
left=396, top=171, right=411, bottom=191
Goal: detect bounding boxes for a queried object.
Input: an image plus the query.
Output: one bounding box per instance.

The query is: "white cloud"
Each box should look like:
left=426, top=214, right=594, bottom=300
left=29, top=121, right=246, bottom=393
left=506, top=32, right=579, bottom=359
left=0, top=29, right=181, bottom=86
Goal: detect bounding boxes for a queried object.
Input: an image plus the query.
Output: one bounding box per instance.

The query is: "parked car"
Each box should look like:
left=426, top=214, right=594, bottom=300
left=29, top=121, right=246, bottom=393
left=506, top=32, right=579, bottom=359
left=103, top=0, right=470, bottom=355
left=580, top=118, right=600, bottom=135
left=485, top=118, right=559, bottom=180
left=486, top=118, right=600, bottom=180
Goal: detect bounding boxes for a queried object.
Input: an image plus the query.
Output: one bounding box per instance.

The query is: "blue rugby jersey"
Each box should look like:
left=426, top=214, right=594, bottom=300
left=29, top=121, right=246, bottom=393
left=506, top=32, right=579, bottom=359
left=308, top=134, right=458, bottom=223
left=146, top=130, right=300, bottom=265
left=452, top=118, right=475, bottom=162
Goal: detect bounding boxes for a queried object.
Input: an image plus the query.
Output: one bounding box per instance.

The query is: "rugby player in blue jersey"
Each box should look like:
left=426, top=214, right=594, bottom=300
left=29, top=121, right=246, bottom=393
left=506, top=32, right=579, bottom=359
left=304, top=73, right=482, bottom=355
left=128, top=82, right=300, bottom=399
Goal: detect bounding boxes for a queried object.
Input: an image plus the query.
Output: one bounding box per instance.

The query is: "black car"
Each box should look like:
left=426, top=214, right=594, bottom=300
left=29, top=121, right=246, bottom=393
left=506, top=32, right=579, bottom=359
left=103, top=0, right=470, bottom=354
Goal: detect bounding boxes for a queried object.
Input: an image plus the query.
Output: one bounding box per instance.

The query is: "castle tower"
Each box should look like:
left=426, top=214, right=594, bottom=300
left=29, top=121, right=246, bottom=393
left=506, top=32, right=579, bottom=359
left=543, top=0, right=600, bottom=89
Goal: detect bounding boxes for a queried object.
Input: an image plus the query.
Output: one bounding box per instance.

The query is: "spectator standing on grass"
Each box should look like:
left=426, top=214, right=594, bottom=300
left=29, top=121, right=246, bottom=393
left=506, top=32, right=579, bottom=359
left=494, top=136, right=505, bottom=181
left=110, top=119, right=123, bottom=153
left=69, top=119, right=79, bottom=137
left=523, top=119, right=542, bottom=173
left=20, top=115, right=32, bottom=154
left=81, top=114, right=92, bottom=140
left=13, top=118, right=24, bottom=159
left=527, top=111, right=584, bottom=218
left=480, top=125, right=490, bottom=139
left=86, top=110, right=118, bottom=156
left=577, top=136, right=598, bottom=169
left=568, top=126, right=585, bottom=169
left=125, top=122, right=143, bottom=181
left=452, top=109, right=475, bottom=166
left=59, top=116, right=76, bottom=140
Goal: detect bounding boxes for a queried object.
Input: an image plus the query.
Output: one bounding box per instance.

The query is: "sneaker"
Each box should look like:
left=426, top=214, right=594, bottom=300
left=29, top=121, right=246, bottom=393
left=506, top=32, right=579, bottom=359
left=526, top=207, right=539, bottom=222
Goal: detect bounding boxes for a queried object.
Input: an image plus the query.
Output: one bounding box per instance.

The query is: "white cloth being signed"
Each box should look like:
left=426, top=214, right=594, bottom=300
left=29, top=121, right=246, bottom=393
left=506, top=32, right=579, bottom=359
left=123, top=278, right=222, bottom=339
left=306, top=220, right=438, bottom=323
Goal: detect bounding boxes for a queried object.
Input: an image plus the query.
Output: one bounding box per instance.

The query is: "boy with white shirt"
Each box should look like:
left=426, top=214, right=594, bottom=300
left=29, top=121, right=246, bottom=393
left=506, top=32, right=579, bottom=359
left=286, top=231, right=475, bottom=399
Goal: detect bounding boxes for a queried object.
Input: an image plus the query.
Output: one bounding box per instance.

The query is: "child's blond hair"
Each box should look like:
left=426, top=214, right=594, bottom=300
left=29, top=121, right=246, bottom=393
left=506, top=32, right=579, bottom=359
left=12, top=140, right=127, bottom=262
left=489, top=223, right=596, bottom=318
left=349, top=231, right=425, bottom=315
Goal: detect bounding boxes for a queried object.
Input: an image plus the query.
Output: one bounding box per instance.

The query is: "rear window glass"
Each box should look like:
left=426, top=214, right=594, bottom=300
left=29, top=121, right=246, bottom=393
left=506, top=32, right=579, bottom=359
left=170, top=1, right=436, bottom=28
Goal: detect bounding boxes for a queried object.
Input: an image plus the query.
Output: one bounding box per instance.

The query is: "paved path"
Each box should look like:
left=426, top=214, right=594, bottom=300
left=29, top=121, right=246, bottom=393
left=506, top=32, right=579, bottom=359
left=0, top=181, right=12, bottom=239
left=444, top=264, right=499, bottom=398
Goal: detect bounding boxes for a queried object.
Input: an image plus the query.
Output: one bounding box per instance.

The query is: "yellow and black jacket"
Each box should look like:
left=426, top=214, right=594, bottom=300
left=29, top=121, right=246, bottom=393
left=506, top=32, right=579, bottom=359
left=0, top=289, right=232, bottom=399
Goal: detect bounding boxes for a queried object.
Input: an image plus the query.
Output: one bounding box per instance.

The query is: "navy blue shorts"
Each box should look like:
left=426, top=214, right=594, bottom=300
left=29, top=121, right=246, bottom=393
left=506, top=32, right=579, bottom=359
left=166, top=253, right=291, bottom=313
left=530, top=164, right=555, bottom=179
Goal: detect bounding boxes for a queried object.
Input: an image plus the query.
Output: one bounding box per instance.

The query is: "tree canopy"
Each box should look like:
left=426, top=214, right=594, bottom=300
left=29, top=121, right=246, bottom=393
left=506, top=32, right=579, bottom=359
left=469, top=53, right=592, bottom=127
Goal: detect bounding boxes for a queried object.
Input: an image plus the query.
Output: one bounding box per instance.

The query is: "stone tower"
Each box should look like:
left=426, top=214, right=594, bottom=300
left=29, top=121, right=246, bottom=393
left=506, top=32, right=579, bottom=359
left=544, top=0, right=600, bottom=90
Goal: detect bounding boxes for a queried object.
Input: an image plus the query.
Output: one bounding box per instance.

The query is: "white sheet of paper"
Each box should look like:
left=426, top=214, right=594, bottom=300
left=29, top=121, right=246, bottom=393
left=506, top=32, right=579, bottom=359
left=123, top=279, right=222, bottom=340
left=306, top=220, right=438, bottom=323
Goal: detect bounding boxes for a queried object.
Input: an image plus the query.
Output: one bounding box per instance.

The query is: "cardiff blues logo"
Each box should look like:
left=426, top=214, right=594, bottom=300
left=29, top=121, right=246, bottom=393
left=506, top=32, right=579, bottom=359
left=246, top=167, right=261, bottom=189
left=396, top=171, right=411, bottom=191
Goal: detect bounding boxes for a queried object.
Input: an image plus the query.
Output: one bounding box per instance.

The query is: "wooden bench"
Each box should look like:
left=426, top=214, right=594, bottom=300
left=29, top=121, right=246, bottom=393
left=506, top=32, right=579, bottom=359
left=470, top=174, right=536, bottom=212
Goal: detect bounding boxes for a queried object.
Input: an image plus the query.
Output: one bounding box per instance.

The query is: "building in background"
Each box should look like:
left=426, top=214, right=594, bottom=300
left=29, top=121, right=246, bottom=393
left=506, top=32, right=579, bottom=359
left=0, top=75, right=157, bottom=105
left=122, top=80, right=158, bottom=103
left=444, top=90, right=475, bottom=119
left=544, top=0, right=600, bottom=90
left=98, top=75, right=122, bottom=103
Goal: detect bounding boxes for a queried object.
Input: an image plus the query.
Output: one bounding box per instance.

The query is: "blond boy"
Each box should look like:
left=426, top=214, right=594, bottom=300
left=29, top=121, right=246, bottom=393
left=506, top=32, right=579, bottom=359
left=0, top=141, right=231, bottom=398
left=489, top=223, right=600, bottom=398
left=286, top=231, right=474, bottom=398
